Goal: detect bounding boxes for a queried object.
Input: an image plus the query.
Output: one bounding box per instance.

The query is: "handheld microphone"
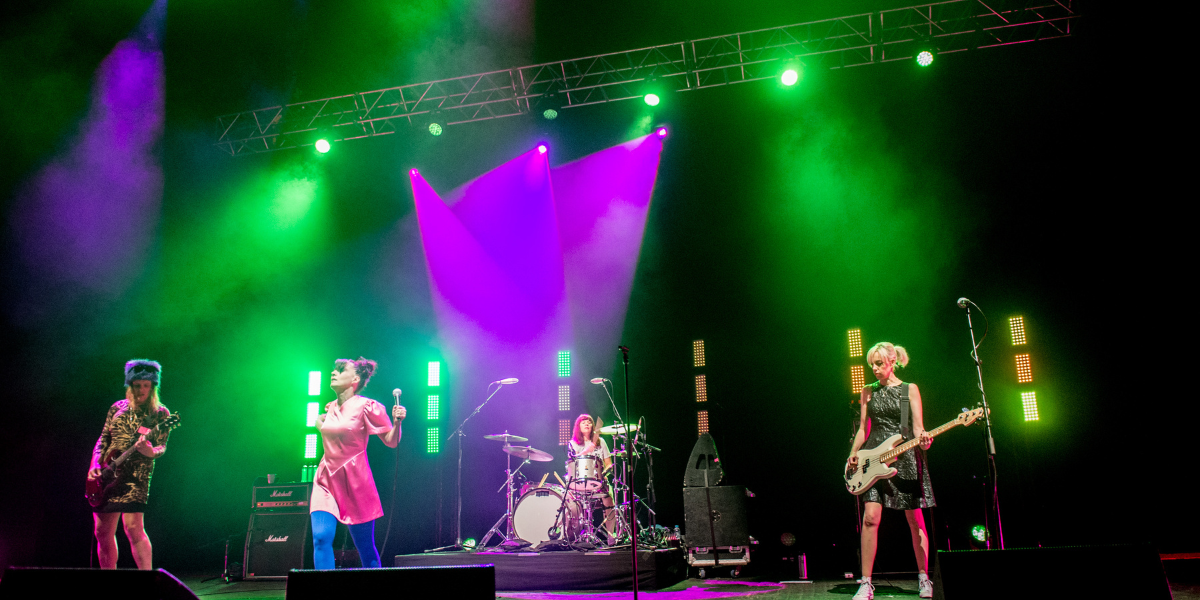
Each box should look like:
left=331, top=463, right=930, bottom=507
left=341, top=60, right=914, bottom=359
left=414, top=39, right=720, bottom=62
left=497, top=378, right=519, bottom=385
left=392, top=388, right=402, bottom=405
left=589, top=378, right=606, bottom=384
left=957, top=297, right=970, bottom=308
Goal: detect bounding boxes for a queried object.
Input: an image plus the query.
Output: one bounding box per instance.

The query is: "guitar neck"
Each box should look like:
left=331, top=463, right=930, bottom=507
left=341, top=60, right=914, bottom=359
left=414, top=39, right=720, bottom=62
left=880, top=417, right=961, bottom=462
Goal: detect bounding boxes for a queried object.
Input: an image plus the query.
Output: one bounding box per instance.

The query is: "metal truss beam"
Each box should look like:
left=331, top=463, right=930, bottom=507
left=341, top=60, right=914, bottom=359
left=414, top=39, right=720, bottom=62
left=215, top=0, right=1077, bottom=156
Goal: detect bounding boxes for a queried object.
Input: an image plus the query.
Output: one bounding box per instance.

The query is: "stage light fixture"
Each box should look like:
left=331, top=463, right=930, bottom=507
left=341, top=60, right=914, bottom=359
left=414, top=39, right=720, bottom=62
left=427, top=394, right=440, bottom=420
left=916, top=50, right=935, bottom=67
left=1015, top=354, right=1032, bottom=383
left=557, top=351, right=571, bottom=377
left=559, top=419, right=571, bottom=445
left=427, top=427, right=441, bottom=453
left=308, top=371, right=322, bottom=395
left=543, top=108, right=558, bottom=120
left=848, top=329, right=863, bottom=357
left=427, top=361, right=440, bottom=386
left=851, top=365, right=865, bottom=393
left=695, top=374, right=707, bottom=402
left=410, top=168, right=419, bottom=176
left=305, top=433, right=318, bottom=459
left=971, top=525, right=987, bottom=542
left=428, top=122, right=443, bottom=136
left=781, top=68, right=799, bottom=86
left=314, top=139, right=331, bottom=153
left=558, top=385, right=570, bottom=411
left=1021, top=391, right=1039, bottom=421
left=463, top=538, right=477, bottom=550
left=644, top=93, right=661, bottom=106
left=697, top=410, right=710, bottom=435
left=1009, top=316, right=1027, bottom=345
left=656, top=127, right=668, bottom=138
left=537, top=144, right=548, bottom=154
left=306, top=402, right=319, bottom=427
left=693, top=340, right=706, bottom=367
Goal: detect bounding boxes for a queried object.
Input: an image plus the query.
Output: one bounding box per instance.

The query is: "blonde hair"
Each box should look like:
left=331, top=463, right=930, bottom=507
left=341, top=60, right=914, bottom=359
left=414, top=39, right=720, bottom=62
left=125, top=385, right=161, bottom=413
left=866, top=342, right=909, bottom=369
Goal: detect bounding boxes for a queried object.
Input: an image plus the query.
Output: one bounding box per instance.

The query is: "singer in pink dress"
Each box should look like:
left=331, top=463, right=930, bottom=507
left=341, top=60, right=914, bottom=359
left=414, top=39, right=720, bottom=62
left=310, top=357, right=405, bottom=569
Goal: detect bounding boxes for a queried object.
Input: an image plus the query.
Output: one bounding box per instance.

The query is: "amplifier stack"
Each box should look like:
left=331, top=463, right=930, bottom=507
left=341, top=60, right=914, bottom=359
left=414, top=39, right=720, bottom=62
left=244, top=481, right=313, bottom=580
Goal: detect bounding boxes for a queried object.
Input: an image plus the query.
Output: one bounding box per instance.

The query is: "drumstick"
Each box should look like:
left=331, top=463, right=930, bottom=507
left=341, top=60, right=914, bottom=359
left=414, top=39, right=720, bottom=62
left=553, top=471, right=565, bottom=487
left=538, top=473, right=549, bottom=488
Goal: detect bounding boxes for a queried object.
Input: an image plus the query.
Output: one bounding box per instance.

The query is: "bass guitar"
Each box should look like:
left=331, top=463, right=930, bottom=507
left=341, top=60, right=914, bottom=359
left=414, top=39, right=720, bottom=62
left=85, top=414, right=181, bottom=507
left=845, top=407, right=983, bottom=495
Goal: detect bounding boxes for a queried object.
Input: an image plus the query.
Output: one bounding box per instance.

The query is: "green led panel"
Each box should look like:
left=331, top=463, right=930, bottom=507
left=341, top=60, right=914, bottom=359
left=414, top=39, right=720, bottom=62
left=428, top=361, right=441, bottom=387
left=308, top=371, right=322, bottom=396
left=306, top=402, right=319, bottom=427
left=304, top=433, right=318, bottom=459
left=427, top=394, right=440, bottom=420
left=848, top=329, right=862, bottom=357
left=1021, top=391, right=1039, bottom=421
left=557, top=351, right=571, bottom=377
left=1009, top=316, right=1027, bottom=345
left=427, top=427, right=441, bottom=453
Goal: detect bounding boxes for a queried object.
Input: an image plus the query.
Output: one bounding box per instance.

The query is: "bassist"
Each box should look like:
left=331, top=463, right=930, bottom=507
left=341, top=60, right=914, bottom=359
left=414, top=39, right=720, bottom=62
left=846, top=343, right=934, bottom=599
left=87, top=359, right=171, bottom=570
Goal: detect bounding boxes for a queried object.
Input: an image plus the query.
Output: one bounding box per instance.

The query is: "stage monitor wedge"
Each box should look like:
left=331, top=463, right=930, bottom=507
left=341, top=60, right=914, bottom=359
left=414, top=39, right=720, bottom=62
left=286, top=564, right=495, bottom=600
left=0, top=567, right=199, bottom=600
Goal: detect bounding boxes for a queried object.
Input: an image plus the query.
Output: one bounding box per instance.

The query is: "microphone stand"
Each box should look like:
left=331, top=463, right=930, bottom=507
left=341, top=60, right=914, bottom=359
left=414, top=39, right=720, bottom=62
left=961, top=300, right=1005, bottom=550
left=619, top=346, right=639, bottom=599
left=426, top=382, right=508, bottom=553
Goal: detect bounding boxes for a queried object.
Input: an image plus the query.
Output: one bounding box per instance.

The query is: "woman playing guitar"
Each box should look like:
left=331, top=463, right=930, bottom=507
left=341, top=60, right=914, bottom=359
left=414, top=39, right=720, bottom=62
left=87, top=359, right=172, bottom=569
left=846, top=343, right=934, bottom=599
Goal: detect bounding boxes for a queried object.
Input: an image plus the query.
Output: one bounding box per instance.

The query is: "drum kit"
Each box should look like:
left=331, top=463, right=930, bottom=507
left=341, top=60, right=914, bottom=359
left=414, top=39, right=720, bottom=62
left=476, top=423, right=650, bottom=550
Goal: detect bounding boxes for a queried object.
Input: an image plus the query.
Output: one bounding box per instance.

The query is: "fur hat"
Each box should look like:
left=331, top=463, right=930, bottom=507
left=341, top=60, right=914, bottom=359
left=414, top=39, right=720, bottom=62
left=124, top=359, right=162, bottom=387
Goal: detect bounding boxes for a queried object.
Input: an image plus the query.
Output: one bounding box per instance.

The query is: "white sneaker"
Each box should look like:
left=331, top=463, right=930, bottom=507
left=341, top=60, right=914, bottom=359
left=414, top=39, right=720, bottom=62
left=918, top=578, right=933, bottom=598
left=852, top=580, right=874, bottom=600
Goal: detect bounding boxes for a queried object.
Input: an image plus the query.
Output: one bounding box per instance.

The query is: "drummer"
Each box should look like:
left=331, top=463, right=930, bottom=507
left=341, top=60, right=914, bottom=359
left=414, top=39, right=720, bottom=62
left=568, top=414, right=617, bottom=542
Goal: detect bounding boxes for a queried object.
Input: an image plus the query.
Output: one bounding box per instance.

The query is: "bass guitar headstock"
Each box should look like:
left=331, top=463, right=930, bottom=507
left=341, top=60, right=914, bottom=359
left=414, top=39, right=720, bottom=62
left=956, top=407, right=985, bottom=427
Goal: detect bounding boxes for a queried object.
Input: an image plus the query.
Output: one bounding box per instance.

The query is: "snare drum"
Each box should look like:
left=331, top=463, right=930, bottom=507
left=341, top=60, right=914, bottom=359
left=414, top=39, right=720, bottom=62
left=512, top=484, right=579, bottom=545
left=567, top=455, right=605, bottom=493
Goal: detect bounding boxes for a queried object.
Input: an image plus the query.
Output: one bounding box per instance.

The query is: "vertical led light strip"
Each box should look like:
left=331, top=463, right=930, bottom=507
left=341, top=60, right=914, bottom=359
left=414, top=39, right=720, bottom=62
left=427, top=427, right=440, bottom=453
left=1009, top=317, right=1027, bottom=346
left=697, top=410, right=710, bottom=435
left=557, top=351, right=571, bottom=377
left=848, top=329, right=863, bottom=358
left=308, top=371, right=322, bottom=396
left=850, top=366, right=865, bottom=394
left=1015, top=354, right=1032, bottom=383
left=558, top=385, right=570, bottom=411
left=306, top=402, right=319, bottom=427
left=695, top=375, right=707, bottom=402
left=694, top=339, right=707, bottom=437
left=304, top=433, right=318, bottom=459
left=692, top=340, right=706, bottom=367
left=1021, top=392, right=1039, bottom=421
left=428, top=361, right=441, bottom=386
left=427, top=394, right=440, bottom=420
left=559, top=419, right=571, bottom=445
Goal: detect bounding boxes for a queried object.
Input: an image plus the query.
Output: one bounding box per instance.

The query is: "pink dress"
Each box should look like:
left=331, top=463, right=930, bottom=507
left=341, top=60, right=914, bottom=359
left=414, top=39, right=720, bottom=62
left=310, top=396, right=394, bottom=525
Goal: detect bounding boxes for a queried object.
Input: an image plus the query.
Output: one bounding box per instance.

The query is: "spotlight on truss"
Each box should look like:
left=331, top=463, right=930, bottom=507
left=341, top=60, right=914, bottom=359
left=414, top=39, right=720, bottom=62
left=781, top=68, right=799, bottom=86
left=644, top=93, right=661, bottom=107
left=314, top=139, right=331, bottom=153
left=916, top=50, right=935, bottom=67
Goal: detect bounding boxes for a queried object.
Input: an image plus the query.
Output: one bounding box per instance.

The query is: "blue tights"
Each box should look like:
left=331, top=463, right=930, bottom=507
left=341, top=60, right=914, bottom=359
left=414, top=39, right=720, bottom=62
left=311, top=510, right=380, bottom=569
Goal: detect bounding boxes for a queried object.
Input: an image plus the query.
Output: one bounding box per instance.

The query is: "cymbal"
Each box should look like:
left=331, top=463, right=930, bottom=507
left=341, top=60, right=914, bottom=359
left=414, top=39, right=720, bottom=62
left=484, top=433, right=528, bottom=443
left=503, top=445, right=554, bottom=462
left=598, top=423, right=639, bottom=435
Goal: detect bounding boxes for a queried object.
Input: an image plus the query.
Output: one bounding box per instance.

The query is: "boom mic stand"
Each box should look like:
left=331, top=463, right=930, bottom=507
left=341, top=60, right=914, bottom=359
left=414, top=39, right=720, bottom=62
left=426, top=381, right=510, bottom=553
left=959, top=297, right=1005, bottom=549
left=619, top=345, right=639, bottom=600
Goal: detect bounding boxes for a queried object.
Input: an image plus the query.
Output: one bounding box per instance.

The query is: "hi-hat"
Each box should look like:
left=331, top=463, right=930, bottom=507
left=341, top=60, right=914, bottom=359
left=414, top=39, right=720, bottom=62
left=598, top=423, right=639, bottom=435
left=484, top=433, right=528, bottom=443
left=503, top=445, right=553, bottom=462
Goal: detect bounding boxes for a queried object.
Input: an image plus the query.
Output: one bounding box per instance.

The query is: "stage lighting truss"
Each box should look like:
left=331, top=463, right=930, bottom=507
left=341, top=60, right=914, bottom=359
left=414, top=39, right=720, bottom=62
left=216, top=0, right=1077, bottom=155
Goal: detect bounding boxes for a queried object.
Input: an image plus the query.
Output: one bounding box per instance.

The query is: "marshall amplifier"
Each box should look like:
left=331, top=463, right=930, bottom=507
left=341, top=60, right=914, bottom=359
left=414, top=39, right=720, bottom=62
left=253, top=482, right=313, bottom=511
left=244, top=511, right=310, bottom=580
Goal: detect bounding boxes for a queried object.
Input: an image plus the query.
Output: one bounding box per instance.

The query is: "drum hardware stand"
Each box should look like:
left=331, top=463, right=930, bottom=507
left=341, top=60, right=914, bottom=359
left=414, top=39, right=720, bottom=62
left=426, top=382, right=511, bottom=553
left=959, top=297, right=1004, bottom=549
left=479, top=453, right=532, bottom=550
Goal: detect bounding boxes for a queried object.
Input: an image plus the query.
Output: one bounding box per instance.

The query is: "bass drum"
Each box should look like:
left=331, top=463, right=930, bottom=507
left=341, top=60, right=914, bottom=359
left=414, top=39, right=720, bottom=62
left=512, top=485, right=579, bottom=545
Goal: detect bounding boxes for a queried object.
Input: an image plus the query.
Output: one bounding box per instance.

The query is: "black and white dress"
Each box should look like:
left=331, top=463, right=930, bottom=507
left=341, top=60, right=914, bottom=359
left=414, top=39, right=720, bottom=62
left=862, top=382, right=935, bottom=510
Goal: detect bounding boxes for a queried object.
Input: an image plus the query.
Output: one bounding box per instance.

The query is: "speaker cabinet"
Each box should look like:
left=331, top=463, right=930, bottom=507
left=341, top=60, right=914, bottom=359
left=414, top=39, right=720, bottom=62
left=244, top=511, right=310, bottom=580
left=932, top=544, right=1171, bottom=600
left=285, top=564, right=494, bottom=600
left=0, top=567, right=198, bottom=600
left=683, top=485, right=748, bottom=548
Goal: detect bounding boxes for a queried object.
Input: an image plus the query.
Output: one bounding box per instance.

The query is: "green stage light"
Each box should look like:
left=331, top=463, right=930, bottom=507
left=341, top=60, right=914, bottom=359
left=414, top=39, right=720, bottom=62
left=543, top=108, right=558, bottom=120
left=427, top=394, right=440, bottom=420
left=314, top=139, right=331, bottom=153
left=1021, top=391, right=1039, bottom=421
left=644, top=93, right=660, bottom=106
left=308, top=371, right=322, bottom=395
left=304, top=433, right=319, bottom=459
left=463, top=538, right=477, bottom=550
left=1009, top=316, right=1027, bottom=345
left=916, top=51, right=934, bottom=67
left=557, top=351, right=571, bottom=377
left=971, top=525, right=987, bottom=542
left=427, top=426, right=441, bottom=453
left=781, top=69, right=799, bottom=86
left=428, top=122, right=443, bottom=136
left=306, top=402, right=319, bottom=427
left=428, top=361, right=441, bottom=386
left=848, top=329, right=862, bottom=357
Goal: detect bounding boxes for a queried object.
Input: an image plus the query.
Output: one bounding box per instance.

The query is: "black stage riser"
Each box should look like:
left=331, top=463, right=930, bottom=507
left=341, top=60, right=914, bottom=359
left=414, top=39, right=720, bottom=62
left=932, top=544, right=1171, bottom=600
left=394, top=549, right=686, bottom=591
left=286, top=565, right=494, bottom=600
left=0, top=567, right=199, bottom=600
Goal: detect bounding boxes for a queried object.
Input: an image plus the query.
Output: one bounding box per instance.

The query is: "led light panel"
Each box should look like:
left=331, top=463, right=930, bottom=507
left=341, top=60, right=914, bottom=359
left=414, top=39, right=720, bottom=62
left=848, top=329, right=863, bottom=358
left=693, top=340, right=706, bottom=367
left=308, top=371, right=322, bottom=396
left=427, top=427, right=441, bottom=453
left=1021, top=391, right=1039, bottom=422
left=428, top=361, right=441, bottom=387
left=1009, top=316, right=1027, bottom=345
left=851, top=365, right=865, bottom=394
left=695, top=375, right=707, bottom=402
left=697, top=410, right=710, bottom=435
left=558, top=351, right=571, bottom=377
left=1015, top=354, right=1032, bottom=383
left=427, top=394, right=440, bottom=420
left=304, top=433, right=318, bottom=459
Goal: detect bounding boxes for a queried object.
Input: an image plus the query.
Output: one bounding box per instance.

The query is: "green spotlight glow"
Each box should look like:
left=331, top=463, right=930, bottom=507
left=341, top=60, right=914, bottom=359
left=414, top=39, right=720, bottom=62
left=644, top=93, right=660, bottom=106
left=314, top=139, right=331, bottom=153
left=781, top=69, right=799, bottom=86
left=463, top=538, right=477, bottom=550
left=308, top=371, right=321, bottom=395
left=428, top=122, right=443, bottom=136
left=971, top=525, right=987, bottom=542
left=557, top=351, right=571, bottom=377
left=543, top=108, right=558, bottom=120
left=428, top=361, right=440, bottom=386
left=306, top=402, right=319, bottom=427
left=427, top=426, right=440, bottom=453
left=427, top=394, right=440, bottom=420
left=916, top=51, right=934, bottom=67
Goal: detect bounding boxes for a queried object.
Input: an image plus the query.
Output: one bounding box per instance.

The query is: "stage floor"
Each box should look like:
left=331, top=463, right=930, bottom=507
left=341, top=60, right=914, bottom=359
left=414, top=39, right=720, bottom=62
left=177, top=576, right=1200, bottom=599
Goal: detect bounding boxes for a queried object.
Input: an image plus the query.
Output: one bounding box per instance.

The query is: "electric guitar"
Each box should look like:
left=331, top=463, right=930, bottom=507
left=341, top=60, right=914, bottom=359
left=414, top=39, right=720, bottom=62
left=844, top=407, right=983, bottom=495
left=85, top=414, right=181, bottom=507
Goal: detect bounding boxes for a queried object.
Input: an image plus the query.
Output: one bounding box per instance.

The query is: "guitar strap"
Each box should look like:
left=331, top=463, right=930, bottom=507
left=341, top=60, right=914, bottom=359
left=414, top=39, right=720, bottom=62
left=900, top=382, right=912, bottom=441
